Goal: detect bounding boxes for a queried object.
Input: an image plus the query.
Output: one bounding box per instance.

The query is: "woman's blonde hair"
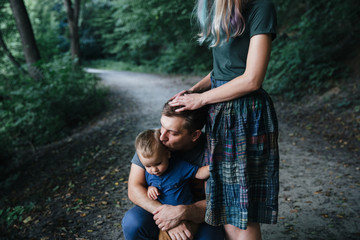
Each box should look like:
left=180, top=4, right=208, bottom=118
left=195, top=0, right=249, bottom=47
left=135, top=129, right=166, bottom=158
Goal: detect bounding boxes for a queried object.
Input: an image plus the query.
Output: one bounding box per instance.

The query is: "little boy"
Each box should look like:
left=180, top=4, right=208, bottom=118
left=135, top=129, right=210, bottom=239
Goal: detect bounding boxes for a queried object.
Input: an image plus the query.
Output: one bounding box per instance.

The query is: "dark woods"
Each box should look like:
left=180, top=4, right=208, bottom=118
left=0, top=0, right=359, bottom=174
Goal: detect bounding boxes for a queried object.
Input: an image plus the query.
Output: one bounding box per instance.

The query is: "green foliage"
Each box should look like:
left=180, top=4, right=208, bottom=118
left=0, top=54, right=108, bottom=161
left=0, top=1, right=24, bottom=63
left=265, top=0, right=360, bottom=99
left=82, top=0, right=211, bottom=73
left=0, top=203, right=34, bottom=227
left=26, top=0, right=65, bottom=60
left=80, top=0, right=117, bottom=59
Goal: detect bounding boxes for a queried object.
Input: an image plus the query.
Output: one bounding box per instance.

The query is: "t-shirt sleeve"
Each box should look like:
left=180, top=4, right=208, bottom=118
left=178, top=160, right=200, bottom=181
left=248, top=0, right=277, bottom=40
left=131, top=152, right=145, bottom=169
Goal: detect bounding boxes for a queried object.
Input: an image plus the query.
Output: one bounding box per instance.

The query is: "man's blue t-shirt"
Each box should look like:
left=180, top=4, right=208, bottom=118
left=146, top=158, right=199, bottom=205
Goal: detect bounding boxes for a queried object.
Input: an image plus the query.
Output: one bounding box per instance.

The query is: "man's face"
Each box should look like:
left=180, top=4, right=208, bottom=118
left=159, top=115, right=194, bottom=151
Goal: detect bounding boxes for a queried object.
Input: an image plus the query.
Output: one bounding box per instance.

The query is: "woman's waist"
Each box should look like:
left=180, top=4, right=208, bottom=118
left=210, top=77, right=264, bottom=90
left=210, top=78, right=229, bottom=88
left=210, top=77, right=271, bottom=102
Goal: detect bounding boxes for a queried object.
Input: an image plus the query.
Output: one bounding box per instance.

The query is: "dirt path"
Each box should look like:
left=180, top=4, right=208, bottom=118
left=1, top=69, right=359, bottom=239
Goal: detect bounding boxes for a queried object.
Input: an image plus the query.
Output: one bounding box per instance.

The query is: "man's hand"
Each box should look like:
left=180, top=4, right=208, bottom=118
left=167, top=221, right=194, bottom=240
left=153, top=205, right=186, bottom=231
left=147, top=186, right=160, bottom=200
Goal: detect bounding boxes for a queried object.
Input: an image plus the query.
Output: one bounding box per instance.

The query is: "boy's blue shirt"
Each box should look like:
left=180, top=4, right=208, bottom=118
left=145, top=157, right=199, bottom=206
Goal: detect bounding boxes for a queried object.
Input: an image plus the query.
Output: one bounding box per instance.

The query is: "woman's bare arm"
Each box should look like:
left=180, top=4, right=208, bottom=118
left=169, top=34, right=272, bottom=111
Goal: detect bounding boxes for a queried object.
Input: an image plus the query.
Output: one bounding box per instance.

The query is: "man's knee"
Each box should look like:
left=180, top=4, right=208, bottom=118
left=122, top=207, right=144, bottom=234
left=122, top=206, right=158, bottom=240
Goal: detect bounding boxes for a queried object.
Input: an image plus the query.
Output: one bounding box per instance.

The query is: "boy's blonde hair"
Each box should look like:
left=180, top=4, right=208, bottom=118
left=135, top=129, right=167, bottom=158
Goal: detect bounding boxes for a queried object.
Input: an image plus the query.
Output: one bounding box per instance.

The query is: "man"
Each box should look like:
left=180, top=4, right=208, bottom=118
left=122, top=102, right=224, bottom=240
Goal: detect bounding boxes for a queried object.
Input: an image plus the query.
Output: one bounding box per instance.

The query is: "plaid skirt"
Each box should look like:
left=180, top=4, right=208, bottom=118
left=204, top=78, right=279, bottom=230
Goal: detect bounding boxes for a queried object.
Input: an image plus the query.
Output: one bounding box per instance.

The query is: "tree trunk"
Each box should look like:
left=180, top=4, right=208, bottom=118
left=0, top=29, right=25, bottom=73
left=8, top=0, right=40, bottom=65
left=8, top=0, right=42, bottom=80
left=64, top=0, right=81, bottom=65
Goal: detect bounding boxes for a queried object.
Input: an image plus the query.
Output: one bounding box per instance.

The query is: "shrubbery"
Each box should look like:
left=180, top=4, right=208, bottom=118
left=265, top=0, right=360, bottom=99
left=0, top=55, right=108, bottom=162
left=80, top=0, right=360, bottom=98
left=2, top=0, right=358, bottom=164
left=80, top=0, right=212, bottom=74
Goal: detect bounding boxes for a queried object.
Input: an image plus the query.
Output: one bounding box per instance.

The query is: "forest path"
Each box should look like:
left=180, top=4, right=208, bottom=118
left=2, top=69, right=359, bottom=240
left=88, top=69, right=359, bottom=240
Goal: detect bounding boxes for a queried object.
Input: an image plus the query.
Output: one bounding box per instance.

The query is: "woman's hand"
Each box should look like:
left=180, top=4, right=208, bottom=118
left=169, top=90, right=189, bottom=101
left=168, top=93, right=205, bottom=112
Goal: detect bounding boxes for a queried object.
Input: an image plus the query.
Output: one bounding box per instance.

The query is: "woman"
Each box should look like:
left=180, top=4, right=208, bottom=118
left=169, top=0, right=279, bottom=239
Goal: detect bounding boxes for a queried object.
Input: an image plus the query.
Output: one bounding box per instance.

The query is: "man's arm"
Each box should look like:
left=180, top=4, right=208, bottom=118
left=128, top=163, right=162, bottom=212
left=153, top=199, right=206, bottom=231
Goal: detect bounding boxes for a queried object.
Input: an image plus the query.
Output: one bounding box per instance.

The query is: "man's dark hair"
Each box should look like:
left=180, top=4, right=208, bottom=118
left=162, top=101, right=208, bottom=133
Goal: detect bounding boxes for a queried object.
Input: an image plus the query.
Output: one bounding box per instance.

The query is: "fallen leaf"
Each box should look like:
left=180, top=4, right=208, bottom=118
left=23, top=216, right=32, bottom=224
left=314, top=190, right=323, bottom=194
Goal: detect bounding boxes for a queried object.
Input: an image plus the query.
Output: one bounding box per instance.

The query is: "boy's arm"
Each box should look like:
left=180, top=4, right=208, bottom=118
left=195, top=165, right=210, bottom=180
left=128, top=164, right=162, bottom=212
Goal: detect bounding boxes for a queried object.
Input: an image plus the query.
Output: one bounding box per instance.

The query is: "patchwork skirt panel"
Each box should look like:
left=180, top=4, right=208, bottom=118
left=204, top=79, right=279, bottom=230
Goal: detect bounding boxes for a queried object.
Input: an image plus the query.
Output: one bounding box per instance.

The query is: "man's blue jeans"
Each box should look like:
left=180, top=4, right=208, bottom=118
left=122, top=206, right=224, bottom=240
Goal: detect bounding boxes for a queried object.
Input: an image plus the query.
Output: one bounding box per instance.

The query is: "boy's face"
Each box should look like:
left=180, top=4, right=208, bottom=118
left=139, top=150, right=170, bottom=176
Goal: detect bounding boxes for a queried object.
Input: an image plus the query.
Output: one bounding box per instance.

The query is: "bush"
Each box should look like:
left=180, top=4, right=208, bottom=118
left=265, top=0, right=360, bottom=99
left=81, top=0, right=212, bottom=74
left=0, top=54, right=108, bottom=162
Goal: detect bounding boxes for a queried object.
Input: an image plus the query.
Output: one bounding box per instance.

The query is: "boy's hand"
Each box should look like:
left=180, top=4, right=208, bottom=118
left=147, top=186, right=160, bottom=200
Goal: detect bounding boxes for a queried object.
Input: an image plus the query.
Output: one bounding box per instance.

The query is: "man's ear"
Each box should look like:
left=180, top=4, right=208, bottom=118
left=191, top=130, right=202, bottom=142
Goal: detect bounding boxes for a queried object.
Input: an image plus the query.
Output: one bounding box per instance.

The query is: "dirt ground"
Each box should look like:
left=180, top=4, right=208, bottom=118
left=1, top=69, right=359, bottom=240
